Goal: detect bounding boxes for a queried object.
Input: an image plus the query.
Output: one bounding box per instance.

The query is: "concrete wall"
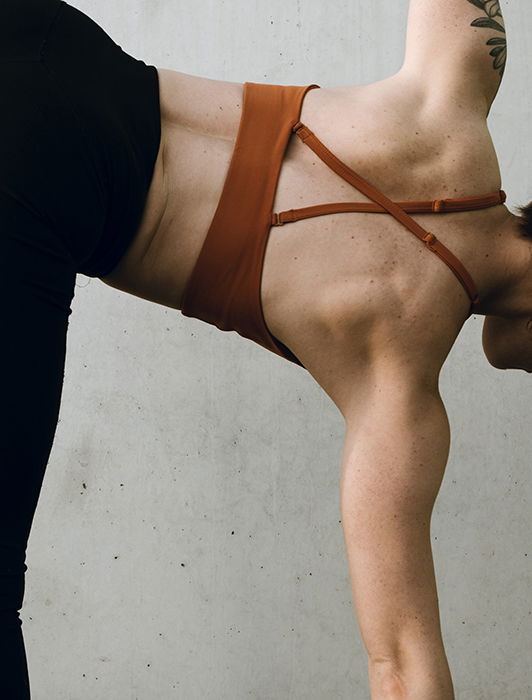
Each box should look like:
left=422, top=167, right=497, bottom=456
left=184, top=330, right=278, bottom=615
left=24, top=1, right=531, bottom=698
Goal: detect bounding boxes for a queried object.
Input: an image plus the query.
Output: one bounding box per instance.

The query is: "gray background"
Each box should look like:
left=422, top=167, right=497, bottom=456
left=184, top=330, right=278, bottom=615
left=24, top=0, right=531, bottom=698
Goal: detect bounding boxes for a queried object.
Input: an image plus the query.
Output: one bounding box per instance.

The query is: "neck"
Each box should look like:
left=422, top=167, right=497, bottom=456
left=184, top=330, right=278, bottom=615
left=473, top=208, right=532, bottom=317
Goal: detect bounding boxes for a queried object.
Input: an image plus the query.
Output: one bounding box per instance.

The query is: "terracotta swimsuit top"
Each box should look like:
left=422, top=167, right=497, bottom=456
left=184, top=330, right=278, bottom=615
left=274, top=120, right=506, bottom=309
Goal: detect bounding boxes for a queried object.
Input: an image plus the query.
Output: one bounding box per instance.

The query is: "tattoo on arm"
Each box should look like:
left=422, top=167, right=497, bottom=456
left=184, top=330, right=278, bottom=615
left=466, top=0, right=506, bottom=77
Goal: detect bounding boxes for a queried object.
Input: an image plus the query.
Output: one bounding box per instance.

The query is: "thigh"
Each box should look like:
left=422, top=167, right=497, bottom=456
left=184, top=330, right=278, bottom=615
left=0, top=195, right=76, bottom=698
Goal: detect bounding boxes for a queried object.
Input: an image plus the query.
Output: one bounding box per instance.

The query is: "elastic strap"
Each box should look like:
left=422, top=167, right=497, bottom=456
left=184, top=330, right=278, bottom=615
left=272, top=190, right=506, bottom=224
left=288, top=121, right=485, bottom=308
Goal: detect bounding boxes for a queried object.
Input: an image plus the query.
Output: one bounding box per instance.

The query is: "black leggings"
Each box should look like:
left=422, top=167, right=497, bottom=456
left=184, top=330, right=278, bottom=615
left=0, top=1, right=161, bottom=696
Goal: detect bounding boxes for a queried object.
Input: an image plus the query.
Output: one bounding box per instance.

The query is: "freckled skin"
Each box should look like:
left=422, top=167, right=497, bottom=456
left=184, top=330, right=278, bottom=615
left=100, top=7, right=525, bottom=390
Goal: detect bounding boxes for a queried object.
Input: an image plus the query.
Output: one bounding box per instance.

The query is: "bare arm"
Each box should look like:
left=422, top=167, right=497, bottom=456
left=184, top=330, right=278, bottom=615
left=341, top=380, right=454, bottom=698
left=400, top=0, right=507, bottom=114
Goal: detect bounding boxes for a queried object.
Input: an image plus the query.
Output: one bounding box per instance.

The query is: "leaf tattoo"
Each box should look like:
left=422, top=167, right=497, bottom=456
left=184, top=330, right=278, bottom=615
left=466, top=0, right=506, bottom=77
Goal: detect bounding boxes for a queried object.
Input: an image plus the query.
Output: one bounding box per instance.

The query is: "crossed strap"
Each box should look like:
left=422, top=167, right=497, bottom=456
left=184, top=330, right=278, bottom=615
left=271, top=120, right=508, bottom=309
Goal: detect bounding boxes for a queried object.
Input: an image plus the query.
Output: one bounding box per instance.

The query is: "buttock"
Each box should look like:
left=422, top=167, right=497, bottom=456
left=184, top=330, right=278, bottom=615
left=0, top=0, right=161, bottom=278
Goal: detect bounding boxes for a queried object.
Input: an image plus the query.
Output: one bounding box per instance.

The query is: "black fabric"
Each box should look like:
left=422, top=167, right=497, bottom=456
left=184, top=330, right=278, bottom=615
left=1, top=0, right=161, bottom=278
left=0, top=0, right=161, bottom=695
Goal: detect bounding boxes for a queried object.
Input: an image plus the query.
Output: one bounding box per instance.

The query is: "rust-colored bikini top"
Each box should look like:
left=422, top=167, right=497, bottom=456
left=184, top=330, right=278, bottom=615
left=273, top=119, right=506, bottom=309
left=181, top=82, right=507, bottom=369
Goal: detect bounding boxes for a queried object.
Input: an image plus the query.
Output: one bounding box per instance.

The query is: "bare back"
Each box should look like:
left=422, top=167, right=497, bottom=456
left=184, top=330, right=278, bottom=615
left=101, top=64, right=507, bottom=406
left=100, top=0, right=508, bottom=405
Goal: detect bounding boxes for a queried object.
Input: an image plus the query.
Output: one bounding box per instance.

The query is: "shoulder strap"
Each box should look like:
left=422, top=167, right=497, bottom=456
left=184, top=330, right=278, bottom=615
left=284, top=121, right=485, bottom=308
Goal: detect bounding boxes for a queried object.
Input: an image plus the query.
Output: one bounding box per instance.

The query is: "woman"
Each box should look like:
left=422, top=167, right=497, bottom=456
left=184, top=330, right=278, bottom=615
left=1, top=0, right=529, bottom=697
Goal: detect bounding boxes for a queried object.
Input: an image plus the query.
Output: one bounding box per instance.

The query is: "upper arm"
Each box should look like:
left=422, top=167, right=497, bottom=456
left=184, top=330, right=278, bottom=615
left=341, top=383, right=451, bottom=663
left=400, top=0, right=507, bottom=114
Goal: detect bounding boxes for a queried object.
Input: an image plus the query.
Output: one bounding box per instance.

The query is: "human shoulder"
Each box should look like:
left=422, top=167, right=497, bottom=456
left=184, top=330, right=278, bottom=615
left=400, top=0, right=507, bottom=117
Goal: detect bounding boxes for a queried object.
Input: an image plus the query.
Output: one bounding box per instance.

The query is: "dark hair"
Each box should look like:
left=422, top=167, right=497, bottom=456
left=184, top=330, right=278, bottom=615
left=517, top=201, right=532, bottom=238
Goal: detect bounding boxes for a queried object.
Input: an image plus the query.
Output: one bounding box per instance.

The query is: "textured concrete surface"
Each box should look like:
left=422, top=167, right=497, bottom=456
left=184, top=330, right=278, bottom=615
left=24, top=1, right=531, bottom=698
